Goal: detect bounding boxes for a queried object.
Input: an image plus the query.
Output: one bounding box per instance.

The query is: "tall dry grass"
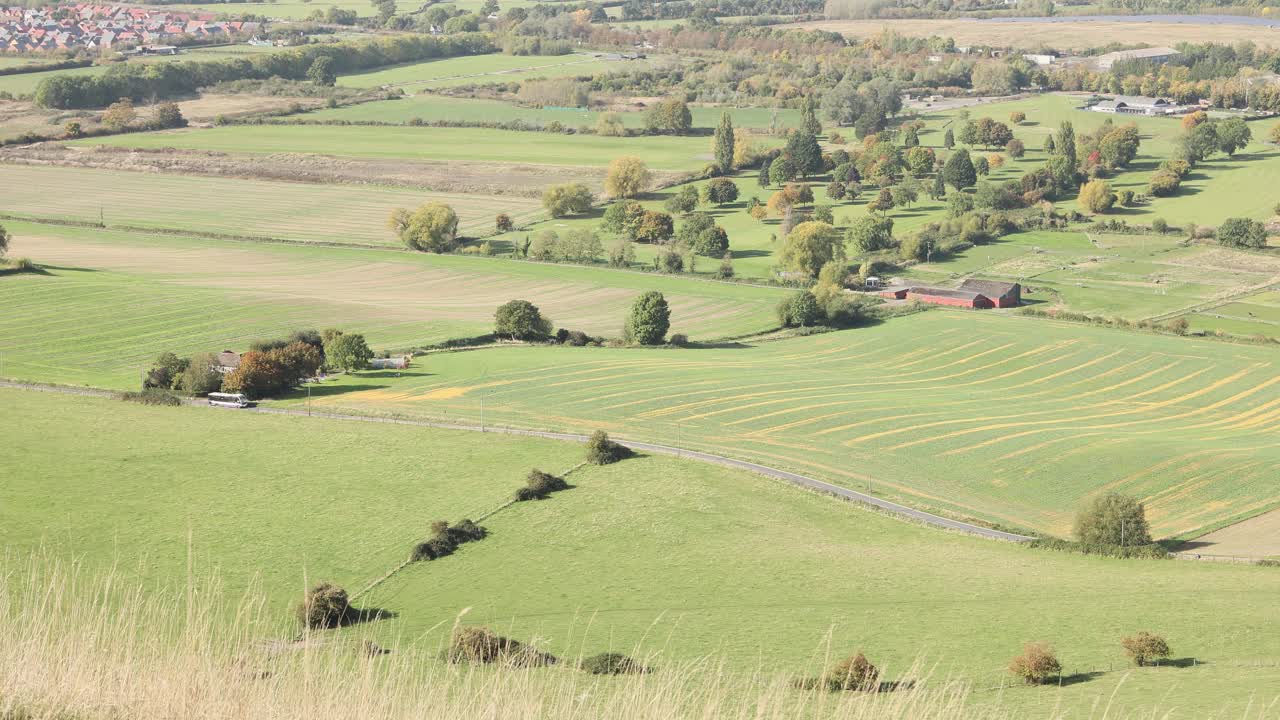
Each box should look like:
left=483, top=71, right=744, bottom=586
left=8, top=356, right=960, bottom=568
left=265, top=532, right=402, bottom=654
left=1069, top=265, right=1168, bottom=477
left=0, top=555, right=1008, bottom=720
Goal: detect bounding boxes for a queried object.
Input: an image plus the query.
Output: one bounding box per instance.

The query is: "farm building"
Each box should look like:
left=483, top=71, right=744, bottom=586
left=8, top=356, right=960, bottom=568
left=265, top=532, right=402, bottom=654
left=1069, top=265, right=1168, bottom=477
left=958, top=279, right=1021, bottom=308
left=907, top=287, right=995, bottom=309
left=1091, top=96, right=1180, bottom=116
left=1094, top=46, right=1181, bottom=70
left=369, top=356, right=410, bottom=370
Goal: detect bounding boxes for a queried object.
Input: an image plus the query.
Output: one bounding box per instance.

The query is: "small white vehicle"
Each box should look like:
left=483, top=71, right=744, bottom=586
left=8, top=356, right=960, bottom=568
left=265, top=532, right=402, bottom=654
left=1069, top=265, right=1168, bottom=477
left=207, top=392, right=251, bottom=408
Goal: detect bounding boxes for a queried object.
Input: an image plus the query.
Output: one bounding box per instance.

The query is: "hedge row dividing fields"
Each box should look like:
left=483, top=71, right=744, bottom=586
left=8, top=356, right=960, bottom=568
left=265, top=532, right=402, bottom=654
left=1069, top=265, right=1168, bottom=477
left=294, top=310, right=1280, bottom=538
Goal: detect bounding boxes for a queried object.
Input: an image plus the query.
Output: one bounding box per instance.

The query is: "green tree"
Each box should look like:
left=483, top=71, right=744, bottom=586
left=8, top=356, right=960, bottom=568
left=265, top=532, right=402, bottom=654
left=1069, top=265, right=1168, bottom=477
left=542, top=183, right=593, bottom=217
left=0, top=223, right=9, bottom=259
left=324, top=332, right=373, bottom=372
left=178, top=352, right=223, bottom=395
left=713, top=112, right=735, bottom=172
left=307, top=56, right=336, bottom=87
left=777, top=290, right=823, bottom=327
left=943, top=127, right=954, bottom=149
left=942, top=149, right=976, bottom=191
left=625, top=291, right=671, bottom=345
left=866, top=187, right=894, bottom=214
left=1074, top=493, right=1152, bottom=546
left=494, top=299, right=552, bottom=340
left=1215, top=117, right=1252, bottom=157
left=153, top=102, right=187, bottom=129
left=905, top=146, right=935, bottom=177
left=633, top=210, right=674, bottom=244
left=394, top=202, right=459, bottom=253
left=676, top=213, right=729, bottom=257
left=902, top=125, right=919, bottom=148
left=601, top=200, right=646, bottom=237
left=664, top=185, right=700, bottom=215
left=801, top=94, right=822, bottom=136
left=643, top=98, right=692, bottom=134
left=785, top=130, right=823, bottom=178
left=1056, top=121, right=1076, bottom=162
left=780, top=221, right=843, bottom=277
left=846, top=215, right=894, bottom=253
left=769, top=156, right=797, bottom=186
left=705, top=177, right=739, bottom=205
left=1217, top=217, right=1267, bottom=249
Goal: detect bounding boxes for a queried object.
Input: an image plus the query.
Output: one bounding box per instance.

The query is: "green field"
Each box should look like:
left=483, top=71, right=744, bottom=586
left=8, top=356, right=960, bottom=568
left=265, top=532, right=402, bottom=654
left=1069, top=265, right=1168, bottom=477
left=309, top=94, right=799, bottom=131
left=71, top=124, right=732, bottom=171
left=0, top=221, right=785, bottom=386
left=2, top=389, right=1278, bottom=719
left=0, top=46, right=291, bottom=97
left=263, top=310, right=1280, bottom=538
left=336, top=52, right=670, bottom=89
left=0, top=164, right=538, bottom=242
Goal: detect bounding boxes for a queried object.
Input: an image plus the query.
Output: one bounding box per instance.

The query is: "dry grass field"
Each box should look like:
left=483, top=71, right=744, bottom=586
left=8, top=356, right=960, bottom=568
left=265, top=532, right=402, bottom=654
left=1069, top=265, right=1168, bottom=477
left=790, top=17, right=1280, bottom=50
left=1189, top=509, right=1280, bottom=558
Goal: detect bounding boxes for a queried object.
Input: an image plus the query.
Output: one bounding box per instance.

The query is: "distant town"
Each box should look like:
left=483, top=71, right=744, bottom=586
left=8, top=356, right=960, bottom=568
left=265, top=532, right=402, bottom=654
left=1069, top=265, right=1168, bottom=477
left=1, top=4, right=261, bottom=53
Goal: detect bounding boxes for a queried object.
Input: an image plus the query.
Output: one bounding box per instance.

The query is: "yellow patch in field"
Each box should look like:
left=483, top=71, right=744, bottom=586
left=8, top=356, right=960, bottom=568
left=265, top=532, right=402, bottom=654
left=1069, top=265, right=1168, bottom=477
left=419, top=380, right=513, bottom=400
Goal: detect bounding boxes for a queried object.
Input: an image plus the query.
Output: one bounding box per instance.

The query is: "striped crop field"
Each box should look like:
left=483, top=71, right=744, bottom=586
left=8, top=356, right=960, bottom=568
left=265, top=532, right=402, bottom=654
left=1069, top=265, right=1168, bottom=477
left=290, top=311, right=1280, bottom=538
left=0, top=223, right=786, bottom=387
left=0, top=165, right=539, bottom=243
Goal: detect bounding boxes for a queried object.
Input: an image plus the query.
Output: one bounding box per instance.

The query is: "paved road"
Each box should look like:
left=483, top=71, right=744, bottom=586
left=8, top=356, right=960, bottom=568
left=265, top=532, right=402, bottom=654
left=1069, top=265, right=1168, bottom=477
left=1, top=381, right=1035, bottom=543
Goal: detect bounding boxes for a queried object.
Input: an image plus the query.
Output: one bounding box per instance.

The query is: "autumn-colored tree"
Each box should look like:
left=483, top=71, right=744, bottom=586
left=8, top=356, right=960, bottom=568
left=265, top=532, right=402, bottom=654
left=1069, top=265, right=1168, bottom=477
left=1077, top=179, right=1115, bottom=214
left=102, top=98, right=136, bottom=130
left=1121, top=632, right=1171, bottom=667
left=1008, top=642, right=1061, bottom=685
left=779, top=221, right=843, bottom=277
left=605, top=155, right=651, bottom=198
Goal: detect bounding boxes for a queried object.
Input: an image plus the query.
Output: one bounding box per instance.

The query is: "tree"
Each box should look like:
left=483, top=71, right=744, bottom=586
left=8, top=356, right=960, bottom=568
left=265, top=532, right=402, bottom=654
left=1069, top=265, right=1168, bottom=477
left=973, top=155, right=989, bottom=176
left=625, top=291, right=670, bottom=345
left=826, top=652, right=879, bottom=692
left=1077, top=179, right=1114, bottom=214
left=307, top=56, right=336, bottom=86
left=1008, top=642, right=1061, bottom=685
left=1182, top=111, right=1207, bottom=131
left=769, top=156, right=796, bottom=185
left=1007, top=138, right=1025, bottom=158
left=542, top=183, right=593, bottom=217
left=664, top=185, right=700, bottom=215
left=785, top=130, right=823, bottom=178
left=826, top=181, right=847, bottom=201
left=943, top=127, right=954, bottom=149
left=0, top=223, right=9, bottom=259
left=1215, top=117, right=1252, bottom=157
left=801, top=94, right=822, bottom=136
left=153, top=102, right=187, bottom=129
left=595, top=111, right=625, bottom=136
left=758, top=159, right=772, bottom=188
left=902, top=125, right=919, bottom=148
left=905, top=146, right=936, bottom=177
left=677, top=213, right=729, bottom=257
left=1148, top=170, right=1181, bottom=197
left=324, top=332, right=373, bottom=372
left=780, top=221, right=843, bottom=277
left=643, top=98, right=692, bottom=134
left=605, top=156, right=651, bottom=198
left=1217, top=217, right=1267, bottom=249
left=495, top=213, right=514, bottom=232
left=144, top=352, right=189, bottom=390
left=987, top=154, right=1005, bottom=170
left=395, top=202, right=459, bottom=252
left=1009, top=111, right=1026, bottom=125
left=633, top=210, right=673, bottom=244
left=704, top=177, right=739, bottom=206
left=494, top=299, right=552, bottom=340
left=777, top=290, right=822, bottom=327
left=942, top=149, right=976, bottom=191
left=1178, top=121, right=1219, bottom=163
left=1074, top=492, right=1152, bottom=546
left=1099, top=124, right=1141, bottom=169
left=101, top=98, right=136, bottom=130
left=846, top=215, right=894, bottom=253
left=716, top=251, right=734, bottom=279
left=713, top=112, right=735, bottom=171
left=601, top=200, right=645, bottom=237
left=1057, top=121, right=1076, bottom=162
left=930, top=173, right=946, bottom=201
left=866, top=187, right=894, bottom=214
left=1121, top=632, right=1171, bottom=667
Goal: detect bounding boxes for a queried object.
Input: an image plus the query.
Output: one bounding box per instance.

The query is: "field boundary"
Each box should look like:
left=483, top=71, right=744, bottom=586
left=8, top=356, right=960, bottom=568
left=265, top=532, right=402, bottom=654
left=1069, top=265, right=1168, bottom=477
left=0, top=380, right=1031, bottom=543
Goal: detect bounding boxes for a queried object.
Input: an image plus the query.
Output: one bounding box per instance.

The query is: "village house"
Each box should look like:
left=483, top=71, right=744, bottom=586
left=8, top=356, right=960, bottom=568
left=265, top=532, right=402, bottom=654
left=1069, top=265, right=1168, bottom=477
left=1, top=5, right=259, bottom=53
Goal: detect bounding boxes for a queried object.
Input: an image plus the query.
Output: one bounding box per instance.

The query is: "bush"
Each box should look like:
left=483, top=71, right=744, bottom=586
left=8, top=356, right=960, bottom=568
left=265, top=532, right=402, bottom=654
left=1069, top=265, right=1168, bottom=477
left=777, top=290, right=823, bottom=327
left=119, top=389, right=182, bottom=406
left=296, top=582, right=352, bottom=629
left=586, top=430, right=633, bottom=465
left=668, top=333, right=688, bottom=347
left=411, top=518, right=488, bottom=561
left=580, top=652, right=648, bottom=675
left=1151, top=217, right=1169, bottom=234
left=1008, top=642, right=1061, bottom=685
left=1074, top=492, right=1152, bottom=546
left=447, top=626, right=557, bottom=667
left=1121, top=632, right=1171, bottom=667
left=826, top=652, right=879, bottom=691
left=516, top=469, right=569, bottom=501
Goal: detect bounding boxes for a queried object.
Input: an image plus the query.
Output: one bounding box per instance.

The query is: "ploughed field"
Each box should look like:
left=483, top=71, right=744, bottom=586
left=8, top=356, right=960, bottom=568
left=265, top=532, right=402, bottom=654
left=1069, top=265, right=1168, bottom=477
left=285, top=310, right=1280, bottom=538
left=0, top=222, right=787, bottom=387
left=1, top=389, right=1278, bottom=720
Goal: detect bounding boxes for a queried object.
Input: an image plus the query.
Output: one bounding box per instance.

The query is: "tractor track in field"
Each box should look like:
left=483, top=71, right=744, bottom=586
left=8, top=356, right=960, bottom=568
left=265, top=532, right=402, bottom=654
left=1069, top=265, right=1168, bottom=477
left=0, top=380, right=1034, bottom=543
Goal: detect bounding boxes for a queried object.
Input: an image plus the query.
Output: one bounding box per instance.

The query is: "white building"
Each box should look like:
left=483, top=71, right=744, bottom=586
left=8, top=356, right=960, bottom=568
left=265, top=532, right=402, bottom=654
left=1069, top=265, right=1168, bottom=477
left=1094, top=46, right=1181, bottom=71
left=1091, top=95, right=1179, bottom=116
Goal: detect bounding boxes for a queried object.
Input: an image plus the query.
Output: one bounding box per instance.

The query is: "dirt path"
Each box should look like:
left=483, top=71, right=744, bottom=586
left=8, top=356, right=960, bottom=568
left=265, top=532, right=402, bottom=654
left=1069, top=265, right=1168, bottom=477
left=1, top=380, right=1033, bottom=543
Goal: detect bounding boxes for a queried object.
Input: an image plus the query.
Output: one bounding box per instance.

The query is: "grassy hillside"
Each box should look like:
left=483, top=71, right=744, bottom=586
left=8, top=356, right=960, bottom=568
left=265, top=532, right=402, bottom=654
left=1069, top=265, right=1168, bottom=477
left=0, top=222, right=786, bottom=386
left=280, top=311, right=1280, bottom=537
left=1, top=389, right=1278, bottom=719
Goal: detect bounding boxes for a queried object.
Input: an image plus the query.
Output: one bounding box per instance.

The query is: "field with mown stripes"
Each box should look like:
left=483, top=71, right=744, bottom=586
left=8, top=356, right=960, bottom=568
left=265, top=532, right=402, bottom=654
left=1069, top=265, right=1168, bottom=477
left=0, top=223, right=786, bottom=386
left=288, top=310, right=1280, bottom=537
left=0, top=165, right=539, bottom=243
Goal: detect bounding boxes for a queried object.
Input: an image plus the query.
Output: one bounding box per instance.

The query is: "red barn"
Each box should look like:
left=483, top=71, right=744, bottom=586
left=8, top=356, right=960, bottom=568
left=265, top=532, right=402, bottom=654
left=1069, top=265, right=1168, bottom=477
left=906, top=287, right=995, bottom=309
left=958, top=278, right=1021, bottom=308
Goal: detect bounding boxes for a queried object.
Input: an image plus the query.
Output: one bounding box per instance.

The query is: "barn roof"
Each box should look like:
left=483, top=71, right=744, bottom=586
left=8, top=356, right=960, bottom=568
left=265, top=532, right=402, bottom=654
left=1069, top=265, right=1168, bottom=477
left=908, top=286, right=988, bottom=301
left=958, top=278, right=1020, bottom=297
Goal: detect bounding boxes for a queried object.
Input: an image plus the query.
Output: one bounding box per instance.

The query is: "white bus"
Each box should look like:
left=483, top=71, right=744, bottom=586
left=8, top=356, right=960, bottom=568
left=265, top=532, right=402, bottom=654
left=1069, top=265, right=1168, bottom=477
left=207, top=392, right=251, bottom=408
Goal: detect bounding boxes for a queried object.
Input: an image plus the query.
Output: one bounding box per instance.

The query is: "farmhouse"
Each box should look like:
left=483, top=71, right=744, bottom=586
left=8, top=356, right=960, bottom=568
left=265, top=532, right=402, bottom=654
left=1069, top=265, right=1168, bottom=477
left=1094, top=46, right=1181, bottom=70
left=1091, top=95, right=1180, bottom=116
left=215, top=350, right=240, bottom=372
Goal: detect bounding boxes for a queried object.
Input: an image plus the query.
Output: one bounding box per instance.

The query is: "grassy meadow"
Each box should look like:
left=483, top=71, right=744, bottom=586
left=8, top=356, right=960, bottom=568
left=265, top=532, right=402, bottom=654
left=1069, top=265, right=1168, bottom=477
left=269, top=310, right=1280, bottom=539
left=0, top=222, right=786, bottom=386
left=335, top=52, right=671, bottom=90
left=1, top=389, right=1278, bottom=719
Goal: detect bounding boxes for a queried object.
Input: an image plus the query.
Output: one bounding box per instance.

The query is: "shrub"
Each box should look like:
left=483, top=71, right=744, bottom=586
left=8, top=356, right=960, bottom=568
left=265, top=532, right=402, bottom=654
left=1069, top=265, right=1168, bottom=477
left=1165, top=316, right=1190, bottom=335
left=580, top=652, right=648, bottom=675
left=1008, top=642, right=1061, bottom=685
left=447, top=626, right=557, bottom=667
left=777, top=290, right=823, bottom=327
left=1121, top=632, right=1171, bottom=667
left=668, top=333, right=688, bottom=347
left=542, top=183, right=593, bottom=218
left=296, top=582, right=352, bottom=629
left=119, top=389, right=182, bottom=406
left=826, top=652, right=879, bottom=691
left=495, top=213, right=514, bottom=232
left=586, top=429, right=633, bottom=465
left=412, top=518, right=488, bottom=560
left=1151, top=217, right=1169, bottom=234
left=516, top=469, right=569, bottom=501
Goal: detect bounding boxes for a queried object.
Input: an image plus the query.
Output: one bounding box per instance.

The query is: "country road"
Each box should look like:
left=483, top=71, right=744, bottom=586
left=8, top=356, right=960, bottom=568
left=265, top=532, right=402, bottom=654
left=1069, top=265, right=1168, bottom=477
left=1, top=380, right=1035, bottom=543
